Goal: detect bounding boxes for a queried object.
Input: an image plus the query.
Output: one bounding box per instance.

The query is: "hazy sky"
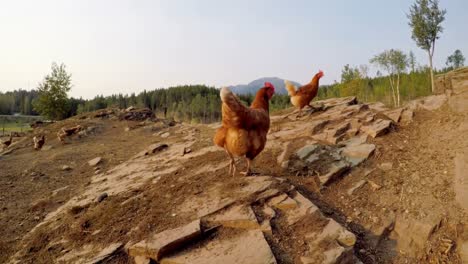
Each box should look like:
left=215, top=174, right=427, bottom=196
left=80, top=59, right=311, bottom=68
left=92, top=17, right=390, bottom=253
left=1, top=0, right=467, bottom=99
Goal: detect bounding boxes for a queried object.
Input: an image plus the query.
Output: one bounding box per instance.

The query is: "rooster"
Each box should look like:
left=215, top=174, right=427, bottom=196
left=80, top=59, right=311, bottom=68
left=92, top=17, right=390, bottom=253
left=33, top=135, right=46, bottom=150
left=285, top=70, right=324, bottom=117
left=1, top=134, right=13, bottom=148
left=214, top=83, right=275, bottom=176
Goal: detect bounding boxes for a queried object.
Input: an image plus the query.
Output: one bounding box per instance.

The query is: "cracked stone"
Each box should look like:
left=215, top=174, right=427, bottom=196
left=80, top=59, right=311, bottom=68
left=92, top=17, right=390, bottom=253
left=129, top=219, right=202, bottom=261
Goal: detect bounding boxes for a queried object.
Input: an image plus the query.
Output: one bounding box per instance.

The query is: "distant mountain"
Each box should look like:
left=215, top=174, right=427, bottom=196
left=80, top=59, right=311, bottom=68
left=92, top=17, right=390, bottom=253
left=229, top=77, right=302, bottom=95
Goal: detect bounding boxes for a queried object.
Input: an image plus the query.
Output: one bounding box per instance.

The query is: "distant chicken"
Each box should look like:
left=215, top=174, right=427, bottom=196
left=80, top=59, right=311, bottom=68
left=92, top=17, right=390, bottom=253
left=285, top=70, right=324, bottom=116
left=33, top=135, right=46, bottom=150
left=58, top=125, right=83, bottom=143
left=214, top=83, right=275, bottom=176
left=1, top=134, right=13, bottom=148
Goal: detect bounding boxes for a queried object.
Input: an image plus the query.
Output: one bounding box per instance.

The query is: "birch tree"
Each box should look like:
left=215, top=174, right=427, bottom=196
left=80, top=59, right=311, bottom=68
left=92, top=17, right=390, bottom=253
left=370, top=49, right=408, bottom=107
left=408, top=0, right=446, bottom=93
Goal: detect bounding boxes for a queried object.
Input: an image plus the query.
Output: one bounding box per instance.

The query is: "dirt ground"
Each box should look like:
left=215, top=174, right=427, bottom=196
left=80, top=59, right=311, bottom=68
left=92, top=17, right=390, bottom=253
left=1, top=87, right=468, bottom=263
left=316, top=105, right=467, bottom=263
left=0, top=115, right=206, bottom=263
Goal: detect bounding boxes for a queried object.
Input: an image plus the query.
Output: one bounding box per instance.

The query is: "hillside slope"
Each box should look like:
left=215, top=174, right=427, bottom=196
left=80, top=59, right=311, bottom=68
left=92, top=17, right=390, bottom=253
left=1, top=73, right=468, bottom=263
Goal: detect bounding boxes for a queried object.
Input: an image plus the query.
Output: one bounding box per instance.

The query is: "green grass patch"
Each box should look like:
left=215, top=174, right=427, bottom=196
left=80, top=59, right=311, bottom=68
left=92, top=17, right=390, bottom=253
left=0, top=115, right=42, bottom=134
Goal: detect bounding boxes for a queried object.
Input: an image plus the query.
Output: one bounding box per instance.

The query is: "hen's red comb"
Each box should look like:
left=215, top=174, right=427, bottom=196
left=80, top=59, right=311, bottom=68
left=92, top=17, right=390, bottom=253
left=264, top=82, right=275, bottom=91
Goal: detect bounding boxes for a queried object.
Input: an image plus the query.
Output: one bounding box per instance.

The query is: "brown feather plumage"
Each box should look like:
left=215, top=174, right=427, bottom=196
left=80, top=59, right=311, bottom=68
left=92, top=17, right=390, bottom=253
left=214, top=86, right=273, bottom=176
left=285, top=71, right=324, bottom=110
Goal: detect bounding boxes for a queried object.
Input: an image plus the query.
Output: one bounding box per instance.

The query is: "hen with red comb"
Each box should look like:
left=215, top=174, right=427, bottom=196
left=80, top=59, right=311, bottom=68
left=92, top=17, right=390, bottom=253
left=213, top=83, right=274, bottom=176
left=284, top=70, right=324, bottom=117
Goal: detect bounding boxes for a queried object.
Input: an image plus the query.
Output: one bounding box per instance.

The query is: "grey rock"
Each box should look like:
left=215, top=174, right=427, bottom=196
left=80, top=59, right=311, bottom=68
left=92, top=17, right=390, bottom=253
left=97, top=193, right=108, bottom=203
left=62, top=165, right=72, bottom=171
left=341, top=144, right=376, bottom=166
left=319, top=160, right=350, bottom=186
left=296, top=144, right=319, bottom=160
left=88, top=157, right=102, bottom=167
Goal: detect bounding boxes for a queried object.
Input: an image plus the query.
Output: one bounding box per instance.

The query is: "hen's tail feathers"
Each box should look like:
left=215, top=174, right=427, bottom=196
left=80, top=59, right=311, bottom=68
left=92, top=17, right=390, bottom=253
left=284, top=80, right=297, bottom=97
left=220, top=87, right=246, bottom=114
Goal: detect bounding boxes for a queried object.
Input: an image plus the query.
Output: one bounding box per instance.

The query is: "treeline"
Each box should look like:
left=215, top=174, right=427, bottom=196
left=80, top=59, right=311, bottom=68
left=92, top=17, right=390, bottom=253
left=315, top=67, right=435, bottom=106
left=0, top=90, right=39, bottom=115
left=0, top=65, right=458, bottom=123
left=0, top=85, right=290, bottom=123
left=77, top=85, right=293, bottom=123
left=78, top=85, right=222, bottom=123
left=0, top=69, right=441, bottom=123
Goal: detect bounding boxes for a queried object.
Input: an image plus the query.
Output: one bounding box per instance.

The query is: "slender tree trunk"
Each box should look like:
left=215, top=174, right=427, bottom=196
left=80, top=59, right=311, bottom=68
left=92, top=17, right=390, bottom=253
left=203, top=108, right=206, bottom=123
left=396, top=73, right=401, bottom=107
left=429, top=53, right=435, bottom=93
left=428, top=41, right=436, bottom=94
left=388, top=76, right=397, bottom=107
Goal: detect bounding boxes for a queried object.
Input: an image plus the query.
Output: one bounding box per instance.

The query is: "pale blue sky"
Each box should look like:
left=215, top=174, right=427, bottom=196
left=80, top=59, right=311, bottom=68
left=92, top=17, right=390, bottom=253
left=0, top=0, right=466, bottom=98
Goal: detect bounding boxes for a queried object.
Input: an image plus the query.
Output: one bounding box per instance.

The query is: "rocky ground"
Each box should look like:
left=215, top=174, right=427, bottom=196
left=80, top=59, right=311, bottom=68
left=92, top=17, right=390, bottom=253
left=1, top=73, right=468, bottom=264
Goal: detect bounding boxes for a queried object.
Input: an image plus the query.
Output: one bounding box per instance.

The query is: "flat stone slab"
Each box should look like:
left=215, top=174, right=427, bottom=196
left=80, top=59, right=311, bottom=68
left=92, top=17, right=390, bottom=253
left=255, top=188, right=281, bottom=202
left=326, top=122, right=350, bottom=137
left=319, top=160, right=350, bottom=186
left=87, top=243, right=123, bottom=264
left=341, top=143, right=376, bottom=166
left=341, top=104, right=369, bottom=115
left=296, top=144, right=320, bottom=160
left=136, top=143, right=169, bottom=157
left=360, top=119, right=392, bottom=138
left=267, top=193, right=288, bottom=206
left=284, top=192, right=320, bottom=225
left=383, top=108, right=404, bottom=123
left=342, top=135, right=368, bottom=147
left=318, top=96, right=357, bottom=108
left=160, top=230, right=277, bottom=264
left=274, top=196, right=298, bottom=211
left=88, top=157, right=102, bottom=167
left=312, top=131, right=346, bottom=145
left=400, top=109, right=414, bottom=124
left=390, top=215, right=441, bottom=257
left=205, top=205, right=259, bottom=229
left=239, top=176, right=276, bottom=197
left=129, top=219, right=202, bottom=261
left=179, top=177, right=276, bottom=219
left=309, top=119, right=329, bottom=134
left=368, top=102, right=388, bottom=112
left=319, top=219, right=357, bottom=247
left=284, top=197, right=356, bottom=264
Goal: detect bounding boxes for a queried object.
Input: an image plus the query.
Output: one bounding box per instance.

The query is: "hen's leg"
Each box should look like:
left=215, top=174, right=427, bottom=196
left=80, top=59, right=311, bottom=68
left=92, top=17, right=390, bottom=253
left=241, top=157, right=252, bottom=176
left=307, top=104, right=315, bottom=115
left=225, top=150, right=237, bottom=177
left=296, top=108, right=303, bottom=119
